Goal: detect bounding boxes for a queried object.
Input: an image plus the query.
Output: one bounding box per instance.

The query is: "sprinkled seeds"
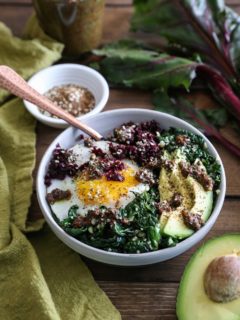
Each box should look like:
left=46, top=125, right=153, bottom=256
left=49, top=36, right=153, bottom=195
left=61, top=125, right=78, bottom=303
left=41, top=84, right=95, bottom=118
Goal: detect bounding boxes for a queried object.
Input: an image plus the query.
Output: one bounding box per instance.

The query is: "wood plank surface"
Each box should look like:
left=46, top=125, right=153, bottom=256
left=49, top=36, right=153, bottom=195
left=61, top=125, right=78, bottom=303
left=0, top=1, right=240, bottom=320
left=98, top=282, right=178, bottom=320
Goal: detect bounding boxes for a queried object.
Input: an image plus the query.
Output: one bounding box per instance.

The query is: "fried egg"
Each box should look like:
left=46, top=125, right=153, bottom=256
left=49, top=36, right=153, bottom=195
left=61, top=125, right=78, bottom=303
left=47, top=142, right=149, bottom=221
left=69, top=140, right=112, bottom=167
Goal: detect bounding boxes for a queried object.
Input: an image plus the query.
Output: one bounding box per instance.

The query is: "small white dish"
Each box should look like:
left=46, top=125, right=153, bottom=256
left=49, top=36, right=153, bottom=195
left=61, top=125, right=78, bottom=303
left=37, top=109, right=226, bottom=266
left=24, top=64, right=109, bottom=128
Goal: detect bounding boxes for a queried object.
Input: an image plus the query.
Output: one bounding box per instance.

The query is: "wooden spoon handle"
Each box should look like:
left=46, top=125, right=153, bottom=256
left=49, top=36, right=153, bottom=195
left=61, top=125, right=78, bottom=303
left=0, top=65, right=103, bottom=140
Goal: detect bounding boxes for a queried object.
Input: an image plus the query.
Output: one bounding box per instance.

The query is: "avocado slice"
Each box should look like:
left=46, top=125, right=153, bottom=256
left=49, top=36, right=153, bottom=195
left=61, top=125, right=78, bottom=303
left=162, top=176, right=213, bottom=239
left=159, top=152, right=213, bottom=239
left=177, top=234, right=240, bottom=320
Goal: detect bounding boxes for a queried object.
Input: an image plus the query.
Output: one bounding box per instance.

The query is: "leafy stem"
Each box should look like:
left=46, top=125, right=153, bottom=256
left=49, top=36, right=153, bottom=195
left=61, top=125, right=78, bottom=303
left=178, top=0, right=237, bottom=80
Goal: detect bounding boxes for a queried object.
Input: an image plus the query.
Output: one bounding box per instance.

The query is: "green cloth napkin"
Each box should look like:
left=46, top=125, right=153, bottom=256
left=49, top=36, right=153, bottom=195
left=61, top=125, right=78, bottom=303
left=0, top=18, right=120, bottom=320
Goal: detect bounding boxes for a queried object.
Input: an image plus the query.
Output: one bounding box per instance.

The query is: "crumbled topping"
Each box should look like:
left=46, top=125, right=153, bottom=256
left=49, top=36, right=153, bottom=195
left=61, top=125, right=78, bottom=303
left=80, top=152, right=125, bottom=182
left=179, top=161, right=189, bottom=178
left=180, top=162, right=214, bottom=191
left=170, top=193, right=183, bottom=208
left=46, top=188, right=71, bottom=204
left=157, top=193, right=183, bottom=215
left=135, top=168, right=157, bottom=186
left=157, top=200, right=171, bottom=214
left=175, top=134, right=190, bottom=146
left=161, top=159, right=174, bottom=171
left=72, top=208, right=117, bottom=228
left=182, top=210, right=204, bottom=231
left=146, top=157, right=162, bottom=169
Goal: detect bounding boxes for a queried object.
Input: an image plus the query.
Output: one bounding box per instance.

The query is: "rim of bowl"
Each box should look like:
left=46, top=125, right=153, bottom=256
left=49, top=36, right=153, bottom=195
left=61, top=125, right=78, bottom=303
left=24, top=63, right=109, bottom=125
left=37, top=108, right=226, bottom=260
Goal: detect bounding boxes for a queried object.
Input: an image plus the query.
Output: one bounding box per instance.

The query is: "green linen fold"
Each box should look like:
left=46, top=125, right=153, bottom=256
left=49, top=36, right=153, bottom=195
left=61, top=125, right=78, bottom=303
left=0, top=18, right=120, bottom=320
left=0, top=17, right=63, bottom=103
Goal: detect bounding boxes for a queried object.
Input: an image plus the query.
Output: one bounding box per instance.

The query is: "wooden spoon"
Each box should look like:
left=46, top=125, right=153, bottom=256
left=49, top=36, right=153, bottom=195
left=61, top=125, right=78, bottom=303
left=0, top=65, right=103, bottom=140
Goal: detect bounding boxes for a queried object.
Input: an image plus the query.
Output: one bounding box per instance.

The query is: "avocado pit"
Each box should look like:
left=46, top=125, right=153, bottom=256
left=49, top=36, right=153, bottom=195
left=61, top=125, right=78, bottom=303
left=204, top=254, right=240, bottom=303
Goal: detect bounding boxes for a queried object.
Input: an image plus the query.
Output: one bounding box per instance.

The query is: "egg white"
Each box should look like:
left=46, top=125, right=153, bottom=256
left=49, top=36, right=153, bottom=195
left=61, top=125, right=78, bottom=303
left=69, top=140, right=112, bottom=167
left=47, top=158, right=149, bottom=221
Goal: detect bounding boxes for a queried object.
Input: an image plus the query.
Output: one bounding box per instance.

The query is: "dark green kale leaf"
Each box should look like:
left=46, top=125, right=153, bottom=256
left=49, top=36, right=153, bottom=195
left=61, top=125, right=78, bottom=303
left=160, top=236, right=179, bottom=249
left=61, top=205, right=79, bottom=228
left=61, top=205, right=87, bottom=236
left=60, top=188, right=162, bottom=253
left=120, top=188, right=161, bottom=252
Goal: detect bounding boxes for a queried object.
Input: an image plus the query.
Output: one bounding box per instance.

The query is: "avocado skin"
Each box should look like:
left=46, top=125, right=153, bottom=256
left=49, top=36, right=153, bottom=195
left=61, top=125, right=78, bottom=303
left=176, top=234, right=240, bottom=320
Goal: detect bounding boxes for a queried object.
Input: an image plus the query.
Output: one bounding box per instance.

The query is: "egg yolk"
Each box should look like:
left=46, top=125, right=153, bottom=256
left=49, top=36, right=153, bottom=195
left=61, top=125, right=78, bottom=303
left=76, top=166, right=139, bottom=206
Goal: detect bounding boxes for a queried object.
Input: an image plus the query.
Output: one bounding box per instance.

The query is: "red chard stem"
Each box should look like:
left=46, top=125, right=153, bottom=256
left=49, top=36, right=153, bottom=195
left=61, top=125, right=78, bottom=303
left=197, top=65, right=240, bottom=123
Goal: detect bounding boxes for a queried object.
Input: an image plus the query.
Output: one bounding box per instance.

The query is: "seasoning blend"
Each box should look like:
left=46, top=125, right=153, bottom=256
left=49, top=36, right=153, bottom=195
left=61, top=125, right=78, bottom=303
left=32, top=0, right=105, bottom=56
left=41, top=84, right=95, bottom=117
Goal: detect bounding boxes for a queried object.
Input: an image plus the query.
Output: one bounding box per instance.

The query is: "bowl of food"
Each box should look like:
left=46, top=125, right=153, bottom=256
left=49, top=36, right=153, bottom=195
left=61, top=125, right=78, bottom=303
left=24, top=63, right=109, bottom=128
left=37, top=109, right=226, bottom=266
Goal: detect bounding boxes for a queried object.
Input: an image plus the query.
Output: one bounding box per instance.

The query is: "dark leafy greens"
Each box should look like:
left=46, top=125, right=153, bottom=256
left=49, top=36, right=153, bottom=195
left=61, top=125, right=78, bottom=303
left=152, top=89, right=229, bottom=129
left=93, top=40, right=198, bottom=91
left=132, top=0, right=240, bottom=82
left=60, top=188, right=170, bottom=253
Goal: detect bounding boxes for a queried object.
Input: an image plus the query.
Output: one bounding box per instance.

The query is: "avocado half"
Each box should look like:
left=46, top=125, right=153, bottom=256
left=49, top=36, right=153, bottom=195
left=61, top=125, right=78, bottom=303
left=176, top=234, right=240, bottom=320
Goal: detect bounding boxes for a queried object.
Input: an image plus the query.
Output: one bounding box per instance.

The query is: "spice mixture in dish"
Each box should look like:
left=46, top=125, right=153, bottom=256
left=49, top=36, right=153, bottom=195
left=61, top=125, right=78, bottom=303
left=41, top=84, right=95, bottom=117
left=45, top=121, right=221, bottom=253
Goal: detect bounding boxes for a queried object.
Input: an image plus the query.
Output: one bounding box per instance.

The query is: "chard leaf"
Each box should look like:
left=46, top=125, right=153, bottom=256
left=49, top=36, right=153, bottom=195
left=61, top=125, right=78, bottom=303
left=153, top=89, right=228, bottom=128
left=132, top=0, right=240, bottom=80
left=152, top=90, right=201, bottom=128
left=93, top=41, right=198, bottom=90
left=153, top=89, right=219, bottom=134
left=153, top=90, right=240, bottom=157
left=202, top=108, right=228, bottom=127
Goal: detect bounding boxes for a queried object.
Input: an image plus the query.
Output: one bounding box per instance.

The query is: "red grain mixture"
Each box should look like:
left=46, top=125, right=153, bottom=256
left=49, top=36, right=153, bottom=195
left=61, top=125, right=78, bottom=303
left=41, top=84, right=95, bottom=117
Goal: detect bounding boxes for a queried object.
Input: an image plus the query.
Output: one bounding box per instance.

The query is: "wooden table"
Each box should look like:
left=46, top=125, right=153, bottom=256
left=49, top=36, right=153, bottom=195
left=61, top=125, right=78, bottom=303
left=1, top=1, right=239, bottom=319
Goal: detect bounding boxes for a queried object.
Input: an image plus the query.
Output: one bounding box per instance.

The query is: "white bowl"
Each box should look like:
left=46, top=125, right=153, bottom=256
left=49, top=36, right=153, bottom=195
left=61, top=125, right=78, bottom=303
left=37, top=109, right=226, bottom=266
left=24, top=64, right=109, bottom=128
